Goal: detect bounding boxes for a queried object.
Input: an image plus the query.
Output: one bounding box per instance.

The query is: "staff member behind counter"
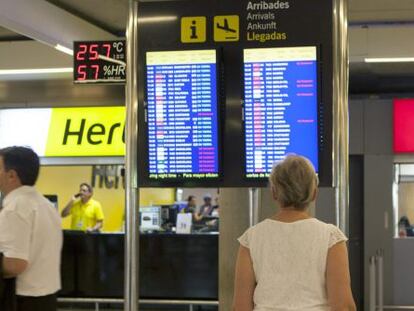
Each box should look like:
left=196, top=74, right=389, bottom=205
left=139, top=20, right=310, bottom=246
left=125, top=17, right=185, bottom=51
left=181, top=195, right=197, bottom=214
left=61, top=182, right=104, bottom=232
left=194, top=193, right=219, bottom=222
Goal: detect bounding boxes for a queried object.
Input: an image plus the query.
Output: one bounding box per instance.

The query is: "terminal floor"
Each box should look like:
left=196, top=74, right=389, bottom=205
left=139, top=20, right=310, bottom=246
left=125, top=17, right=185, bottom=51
left=59, top=305, right=218, bottom=311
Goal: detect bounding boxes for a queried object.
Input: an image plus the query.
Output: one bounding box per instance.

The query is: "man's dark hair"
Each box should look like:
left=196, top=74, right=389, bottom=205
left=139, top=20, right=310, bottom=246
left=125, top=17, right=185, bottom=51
left=0, top=146, right=40, bottom=186
left=80, top=182, right=93, bottom=193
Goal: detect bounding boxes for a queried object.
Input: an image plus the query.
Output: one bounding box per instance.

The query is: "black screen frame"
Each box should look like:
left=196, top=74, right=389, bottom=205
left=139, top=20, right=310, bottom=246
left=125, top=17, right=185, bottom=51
left=240, top=45, right=332, bottom=187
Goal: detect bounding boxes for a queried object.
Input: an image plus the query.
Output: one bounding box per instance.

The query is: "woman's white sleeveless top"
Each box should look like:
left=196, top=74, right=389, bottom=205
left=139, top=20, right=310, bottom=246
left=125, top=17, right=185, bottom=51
left=238, top=218, right=347, bottom=311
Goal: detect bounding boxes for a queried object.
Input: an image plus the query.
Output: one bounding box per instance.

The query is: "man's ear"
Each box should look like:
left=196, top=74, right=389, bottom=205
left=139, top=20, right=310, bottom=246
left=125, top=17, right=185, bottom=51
left=7, top=169, right=19, bottom=182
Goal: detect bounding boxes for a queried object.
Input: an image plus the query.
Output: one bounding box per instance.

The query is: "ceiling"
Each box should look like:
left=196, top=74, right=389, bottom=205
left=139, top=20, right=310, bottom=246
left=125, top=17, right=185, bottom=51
left=348, top=0, right=414, bottom=23
left=1, top=0, right=414, bottom=94
left=3, top=0, right=414, bottom=38
left=0, top=26, right=26, bottom=41
left=348, top=0, right=414, bottom=93
left=44, top=0, right=128, bottom=36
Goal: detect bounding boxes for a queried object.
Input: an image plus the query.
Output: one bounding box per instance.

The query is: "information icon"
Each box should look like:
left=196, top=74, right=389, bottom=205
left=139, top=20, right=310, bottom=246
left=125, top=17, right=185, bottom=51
left=181, top=16, right=206, bottom=43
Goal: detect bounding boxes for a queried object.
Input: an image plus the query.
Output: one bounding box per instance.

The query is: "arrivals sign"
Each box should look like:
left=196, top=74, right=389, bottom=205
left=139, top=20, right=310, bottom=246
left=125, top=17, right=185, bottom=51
left=0, top=107, right=125, bottom=157
left=178, top=1, right=310, bottom=44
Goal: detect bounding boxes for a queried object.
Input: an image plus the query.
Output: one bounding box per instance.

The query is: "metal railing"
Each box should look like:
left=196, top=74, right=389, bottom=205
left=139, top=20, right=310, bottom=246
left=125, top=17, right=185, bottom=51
left=58, top=297, right=219, bottom=311
left=370, top=249, right=384, bottom=311
left=368, top=250, right=414, bottom=310
left=369, top=249, right=414, bottom=311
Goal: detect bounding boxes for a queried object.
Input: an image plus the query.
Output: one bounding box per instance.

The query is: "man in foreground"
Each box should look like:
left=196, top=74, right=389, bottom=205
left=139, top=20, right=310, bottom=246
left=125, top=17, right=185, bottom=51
left=0, top=146, right=62, bottom=311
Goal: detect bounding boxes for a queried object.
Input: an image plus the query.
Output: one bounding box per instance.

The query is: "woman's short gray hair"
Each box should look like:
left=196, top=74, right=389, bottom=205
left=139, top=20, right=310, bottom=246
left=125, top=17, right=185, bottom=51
left=269, top=155, right=319, bottom=210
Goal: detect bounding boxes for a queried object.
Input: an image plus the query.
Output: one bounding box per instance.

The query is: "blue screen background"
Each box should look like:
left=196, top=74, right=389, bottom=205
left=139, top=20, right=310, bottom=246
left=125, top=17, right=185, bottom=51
left=244, top=59, right=318, bottom=176
left=146, top=62, right=219, bottom=178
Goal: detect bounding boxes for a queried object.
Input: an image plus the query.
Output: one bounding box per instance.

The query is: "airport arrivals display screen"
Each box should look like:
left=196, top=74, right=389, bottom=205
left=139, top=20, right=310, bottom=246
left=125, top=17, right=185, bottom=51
left=145, top=50, right=220, bottom=180
left=243, top=46, right=319, bottom=178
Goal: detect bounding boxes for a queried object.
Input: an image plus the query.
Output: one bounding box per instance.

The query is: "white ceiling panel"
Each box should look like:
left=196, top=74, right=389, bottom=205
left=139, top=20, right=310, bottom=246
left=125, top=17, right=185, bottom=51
left=46, top=0, right=128, bottom=35
left=349, top=0, right=414, bottom=22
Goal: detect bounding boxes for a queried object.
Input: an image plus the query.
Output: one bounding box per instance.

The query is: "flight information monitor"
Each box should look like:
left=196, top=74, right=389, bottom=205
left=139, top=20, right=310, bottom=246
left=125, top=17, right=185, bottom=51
left=145, top=50, right=220, bottom=181
left=243, top=46, right=318, bottom=178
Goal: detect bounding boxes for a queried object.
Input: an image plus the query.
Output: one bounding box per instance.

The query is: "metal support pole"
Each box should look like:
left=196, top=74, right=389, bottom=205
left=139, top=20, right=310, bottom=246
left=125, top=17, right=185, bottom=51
left=377, top=250, right=384, bottom=311
left=369, top=256, right=376, bottom=311
left=332, top=0, right=349, bottom=234
left=248, top=188, right=260, bottom=227
left=95, top=302, right=99, bottom=311
left=125, top=1, right=139, bottom=311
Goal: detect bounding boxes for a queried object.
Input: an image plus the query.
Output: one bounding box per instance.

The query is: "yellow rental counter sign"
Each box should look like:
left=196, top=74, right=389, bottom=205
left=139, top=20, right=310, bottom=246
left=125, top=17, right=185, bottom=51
left=0, top=106, right=126, bottom=157
left=45, top=107, right=125, bottom=156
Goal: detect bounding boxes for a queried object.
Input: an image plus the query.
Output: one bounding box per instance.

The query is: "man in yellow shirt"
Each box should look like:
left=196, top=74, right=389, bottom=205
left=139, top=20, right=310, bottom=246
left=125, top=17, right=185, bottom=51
left=61, top=182, right=104, bottom=232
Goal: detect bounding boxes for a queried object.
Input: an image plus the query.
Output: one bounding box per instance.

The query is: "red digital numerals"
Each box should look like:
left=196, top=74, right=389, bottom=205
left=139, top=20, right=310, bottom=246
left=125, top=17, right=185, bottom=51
left=76, top=44, right=88, bottom=61
left=76, top=43, right=111, bottom=61
left=75, top=43, right=111, bottom=81
left=77, top=65, right=87, bottom=80
left=102, top=44, right=111, bottom=58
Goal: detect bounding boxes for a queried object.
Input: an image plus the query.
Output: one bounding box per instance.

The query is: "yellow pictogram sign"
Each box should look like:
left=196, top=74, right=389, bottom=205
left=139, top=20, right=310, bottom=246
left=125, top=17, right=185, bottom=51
left=214, top=15, right=239, bottom=42
left=181, top=16, right=206, bottom=43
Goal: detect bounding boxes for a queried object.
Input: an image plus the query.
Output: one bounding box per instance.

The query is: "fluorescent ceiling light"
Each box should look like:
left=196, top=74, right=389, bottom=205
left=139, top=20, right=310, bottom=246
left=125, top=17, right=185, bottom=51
left=99, top=55, right=126, bottom=66
left=365, top=57, right=414, bottom=63
left=138, top=16, right=177, bottom=23
left=0, top=68, right=73, bottom=75
left=55, top=44, right=73, bottom=55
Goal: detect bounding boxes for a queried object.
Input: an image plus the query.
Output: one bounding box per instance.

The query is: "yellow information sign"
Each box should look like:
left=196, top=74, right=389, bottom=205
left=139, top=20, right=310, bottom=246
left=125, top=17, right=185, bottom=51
left=214, top=15, right=239, bottom=42
left=181, top=16, right=206, bottom=43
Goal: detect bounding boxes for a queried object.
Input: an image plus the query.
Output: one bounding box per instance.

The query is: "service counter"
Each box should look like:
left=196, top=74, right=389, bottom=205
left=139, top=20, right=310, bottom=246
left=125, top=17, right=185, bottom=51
left=393, top=238, right=414, bottom=304
left=60, top=230, right=218, bottom=300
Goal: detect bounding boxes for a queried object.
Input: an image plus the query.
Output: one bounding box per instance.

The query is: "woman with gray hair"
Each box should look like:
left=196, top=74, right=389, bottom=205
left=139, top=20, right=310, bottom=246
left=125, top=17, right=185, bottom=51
left=232, top=155, right=356, bottom=311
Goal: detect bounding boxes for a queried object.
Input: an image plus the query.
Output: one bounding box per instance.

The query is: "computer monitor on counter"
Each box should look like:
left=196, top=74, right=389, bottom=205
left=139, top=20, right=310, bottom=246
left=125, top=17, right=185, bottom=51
left=139, top=206, right=161, bottom=232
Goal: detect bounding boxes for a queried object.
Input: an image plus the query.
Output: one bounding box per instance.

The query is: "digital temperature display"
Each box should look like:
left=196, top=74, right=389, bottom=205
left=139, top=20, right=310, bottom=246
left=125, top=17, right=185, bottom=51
left=73, top=40, right=126, bottom=84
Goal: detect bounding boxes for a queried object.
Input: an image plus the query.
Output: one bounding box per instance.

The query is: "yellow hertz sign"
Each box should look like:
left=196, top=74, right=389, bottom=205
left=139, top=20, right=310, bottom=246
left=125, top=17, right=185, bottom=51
left=45, top=107, right=125, bottom=156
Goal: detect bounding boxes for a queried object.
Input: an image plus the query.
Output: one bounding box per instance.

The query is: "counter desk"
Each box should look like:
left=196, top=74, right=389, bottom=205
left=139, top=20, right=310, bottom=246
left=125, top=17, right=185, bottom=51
left=60, top=230, right=218, bottom=300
